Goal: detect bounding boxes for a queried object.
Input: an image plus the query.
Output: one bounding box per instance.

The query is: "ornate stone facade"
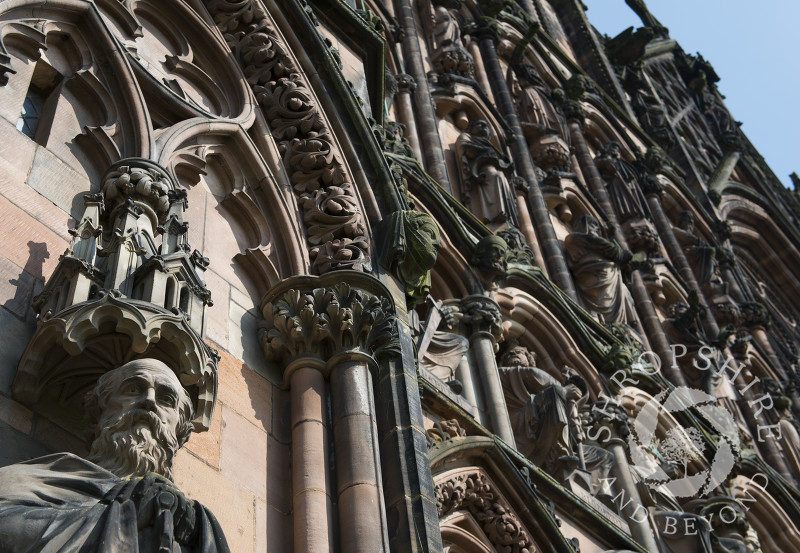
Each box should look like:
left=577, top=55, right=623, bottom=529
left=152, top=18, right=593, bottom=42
left=1, top=1, right=799, bottom=553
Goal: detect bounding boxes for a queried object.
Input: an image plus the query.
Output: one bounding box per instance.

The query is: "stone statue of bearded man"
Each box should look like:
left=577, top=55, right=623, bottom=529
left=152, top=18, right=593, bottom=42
left=0, top=359, right=229, bottom=552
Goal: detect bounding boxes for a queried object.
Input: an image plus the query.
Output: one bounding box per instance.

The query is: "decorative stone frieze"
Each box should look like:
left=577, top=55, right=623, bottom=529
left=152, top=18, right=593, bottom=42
left=740, top=301, right=770, bottom=330
left=435, top=469, right=536, bottom=553
left=205, top=0, right=370, bottom=273
left=259, top=272, right=398, bottom=379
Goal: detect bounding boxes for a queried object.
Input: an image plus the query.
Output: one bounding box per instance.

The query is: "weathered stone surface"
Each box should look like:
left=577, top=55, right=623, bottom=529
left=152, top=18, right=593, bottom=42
left=0, top=394, right=32, bottom=435
left=216, top=348, right=272, bottom=432
left=221, top=405, right=268, bottom=499
left=186, top=399, right=223, bottom=468
left=175, top=449, right=255, bottom=553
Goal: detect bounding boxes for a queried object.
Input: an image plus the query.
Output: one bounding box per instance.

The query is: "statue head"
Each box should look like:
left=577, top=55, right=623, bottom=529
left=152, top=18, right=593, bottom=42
left=467, top=119, right=491, bottom=139
left=602, top=141, right=623, bottom=158
left=574, top=214, right=603, bottom=237
left=472, top=234, right=508, bottom=276
left=668, top=301, right=690, bottom=320
left=85, top=358, right=194, bottom=481
left=678, top=210, right=695, bottom=231
left=501, top=339, right=537, bottom=367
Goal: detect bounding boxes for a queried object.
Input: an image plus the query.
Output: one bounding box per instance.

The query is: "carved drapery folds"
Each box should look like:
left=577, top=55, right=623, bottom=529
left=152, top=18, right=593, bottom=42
left=436, top=469, right=536, bottom=553
left=455, top=120, right=515, bottom=227
left=205, top=0, right=369, bottom=273
left=14, top=159, right=217, bottom=431
left=259, top=272, right=398, bottom=377
left=565, top=215, right=636, bottom=325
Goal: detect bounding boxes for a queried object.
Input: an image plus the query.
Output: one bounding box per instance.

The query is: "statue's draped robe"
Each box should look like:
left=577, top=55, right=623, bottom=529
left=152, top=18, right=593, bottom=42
left=0, top=453, right=229, bottom=553
left=565, top=231, right=633, bottom=324
left=498, top=366, right=570, bottom=469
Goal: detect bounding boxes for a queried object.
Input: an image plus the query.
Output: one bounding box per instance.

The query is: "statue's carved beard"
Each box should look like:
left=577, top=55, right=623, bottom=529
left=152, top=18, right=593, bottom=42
left=87, top=409, right=179, bottom=481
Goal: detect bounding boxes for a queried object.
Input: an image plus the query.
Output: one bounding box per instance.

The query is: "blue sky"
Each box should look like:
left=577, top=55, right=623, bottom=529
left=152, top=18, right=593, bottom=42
left=581, top=0, right=799, bottom=188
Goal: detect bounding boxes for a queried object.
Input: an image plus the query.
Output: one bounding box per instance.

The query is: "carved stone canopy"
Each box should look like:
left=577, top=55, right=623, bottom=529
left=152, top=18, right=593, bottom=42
left=13, top=158, right=217, bottom=432
left=14, top=292, right=218, bottom=432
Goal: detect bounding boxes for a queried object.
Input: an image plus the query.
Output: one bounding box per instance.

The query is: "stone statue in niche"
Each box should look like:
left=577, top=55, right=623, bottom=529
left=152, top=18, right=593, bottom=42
left=595, top=142, right=650, bottom=225
left=431, top=6, right=474, bottom=78
left=672, top=210, right=723, bottom=292
left=565, top=215, right=637, bottom=325
left=455, top=119, right=515, bottom=226
left=632, top=447, right=732, bottom=553
left=0, top=359, right=230, bottom=552
left=509, top=64, right=566, bottom=139
left=498, top=341, right=613, bottom=495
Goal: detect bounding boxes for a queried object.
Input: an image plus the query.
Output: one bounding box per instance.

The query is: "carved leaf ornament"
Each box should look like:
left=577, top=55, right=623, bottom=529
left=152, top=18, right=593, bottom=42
left=260, top=282, right=397, bottom=366
left=436, top=470, right=537, bottom=553
left=206, top=0, right=369, bottom=273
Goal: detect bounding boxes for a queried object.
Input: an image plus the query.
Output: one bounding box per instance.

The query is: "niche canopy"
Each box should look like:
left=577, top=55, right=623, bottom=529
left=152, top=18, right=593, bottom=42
left=14, top=158, right=217, bottom=432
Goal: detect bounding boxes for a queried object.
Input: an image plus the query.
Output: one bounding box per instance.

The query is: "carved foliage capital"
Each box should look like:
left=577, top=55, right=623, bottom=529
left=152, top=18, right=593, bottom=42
left=259, top=275, right=398, bottom=372
left=740, top=302, right=770, bottom=330
left=461, top=295, right=503, bottom=342
left=590, top=398, right=630, bottom=442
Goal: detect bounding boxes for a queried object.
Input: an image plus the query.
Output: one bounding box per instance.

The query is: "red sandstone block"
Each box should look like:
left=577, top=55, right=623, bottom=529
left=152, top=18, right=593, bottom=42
left=174, top=450, right=256, bottom=553
left=267, top=434, right=291, bottom=514
left=221, top=406, right=268, bottom=499
left=265, top=503, right=293, bottom=553
left=185, top=400, right=222, bottom=468
left=0, top=194, right=67, bottom=279
left=216, top=347, right=272, bottom=432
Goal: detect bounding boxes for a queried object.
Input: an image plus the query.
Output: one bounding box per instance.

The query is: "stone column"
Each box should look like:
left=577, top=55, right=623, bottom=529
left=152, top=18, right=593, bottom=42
left=287, top=360, right=334, bottom=553
left=260, top=273, right=397, bottom=553
left=591, top=399, right=660, bottom=553
left=476, top=21, right=578, bottom=300
left=513, top=177, right=548, bottom=273
left=644, top=187, right=720, bottom=339
left=394, top=74, right=422, bottom=161
left=329, top=355, right=388, bottom=553
left=395, top=0, right=453, bottom=192
left=461, top=295, right=515, bottom=447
